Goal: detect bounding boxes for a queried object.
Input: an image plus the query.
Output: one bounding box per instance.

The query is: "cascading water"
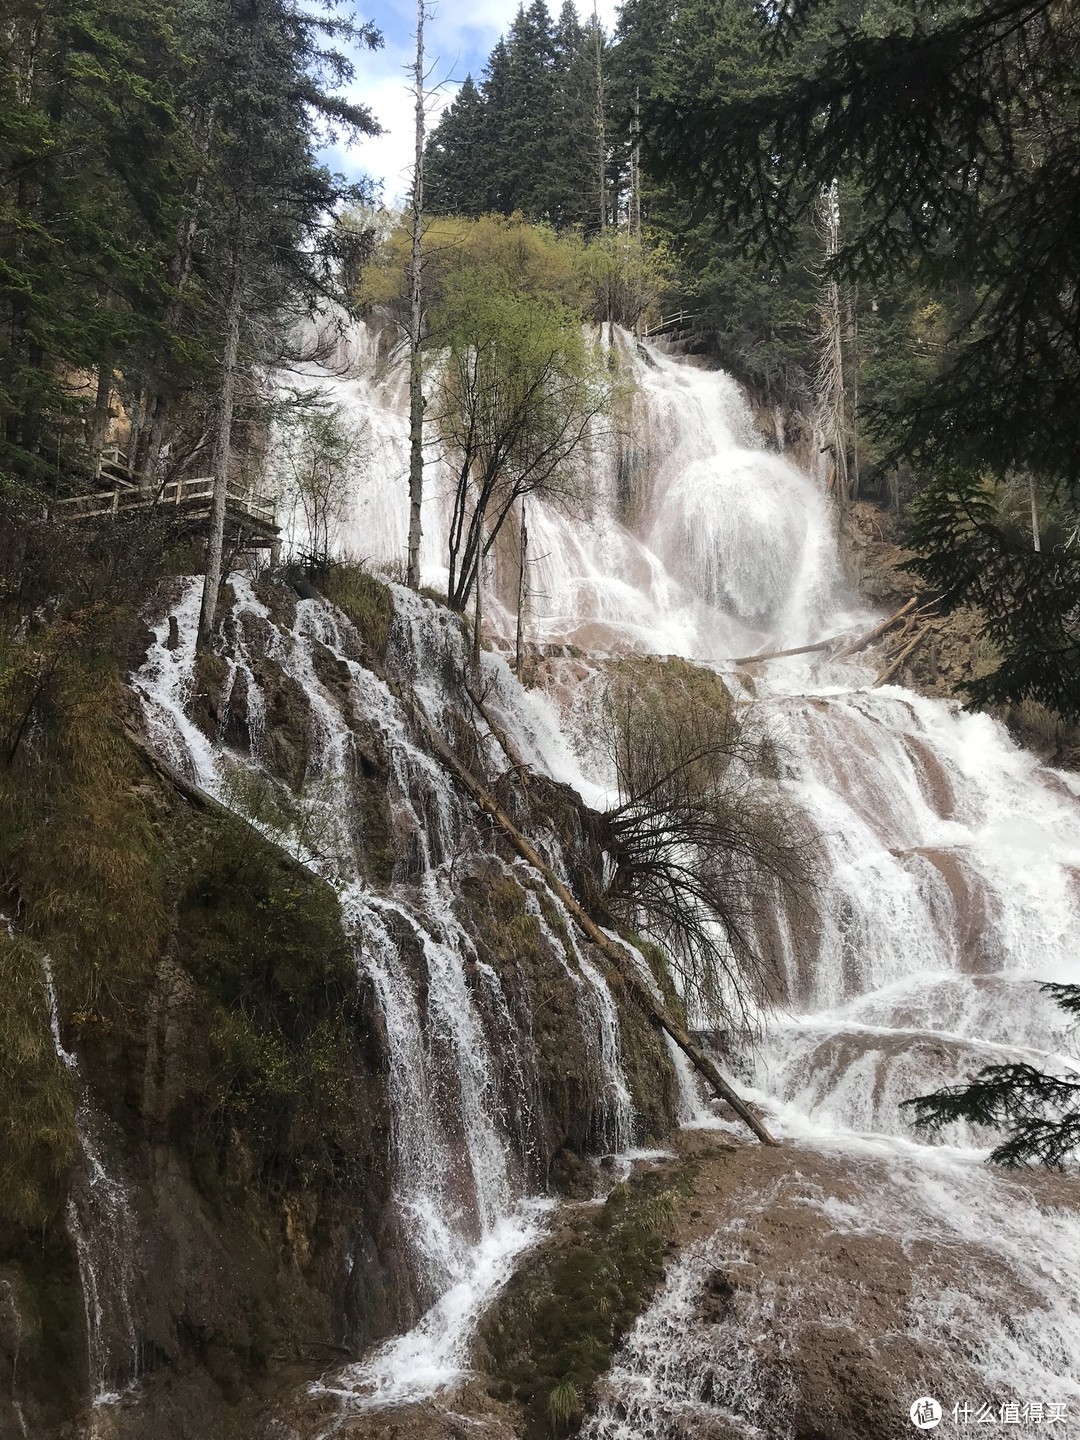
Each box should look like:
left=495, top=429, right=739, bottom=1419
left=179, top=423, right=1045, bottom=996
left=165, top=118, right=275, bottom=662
left=134, top=562, right=644, bottom=1413
left=37, top=953, right=142, bottom=1418
left=105, top=313, right=1080, bottom=1438
left=281, top=317, right=1080, bottom=1432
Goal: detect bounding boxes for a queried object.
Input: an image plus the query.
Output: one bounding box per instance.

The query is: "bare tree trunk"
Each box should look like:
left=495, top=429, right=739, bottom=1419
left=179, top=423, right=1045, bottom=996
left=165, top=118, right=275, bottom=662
left=141, top=394, right=169, bottom=492
left=593, top=4, right=606, bottom=238
left=815, top=181, right=849, bottom=503
left=472, top=549, right=483, bottom=674
left=88, top=363, right=112, bottom=468
left=631, top=87, right=643, bottom=339
left=406, top=0, right=426, bottom=590
left=197, top=265, right=242, bottom=653
left=515, top=499, right=528, bottom=676
left=1029, top=474, right=1041, bottom=552
left=847, top=282, right=860, bottom=500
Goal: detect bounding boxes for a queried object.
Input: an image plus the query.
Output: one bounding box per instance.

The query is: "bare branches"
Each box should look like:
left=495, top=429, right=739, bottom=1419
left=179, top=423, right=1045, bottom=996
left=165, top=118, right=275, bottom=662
left=433, top=274, right=609, bottom=612
left=595, top=664, right=816, bottom=1033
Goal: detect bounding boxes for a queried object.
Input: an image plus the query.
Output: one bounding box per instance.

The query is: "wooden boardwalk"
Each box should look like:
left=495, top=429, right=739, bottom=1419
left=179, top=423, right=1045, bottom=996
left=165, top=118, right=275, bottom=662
left=54, top=465, right=279, bottom=548
left=644, top=308, right=702, bottom=339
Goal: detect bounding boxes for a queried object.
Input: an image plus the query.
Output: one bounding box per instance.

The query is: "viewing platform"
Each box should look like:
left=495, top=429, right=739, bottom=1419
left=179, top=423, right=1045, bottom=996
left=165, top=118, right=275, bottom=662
left=53, top=450, right=280, bottom=549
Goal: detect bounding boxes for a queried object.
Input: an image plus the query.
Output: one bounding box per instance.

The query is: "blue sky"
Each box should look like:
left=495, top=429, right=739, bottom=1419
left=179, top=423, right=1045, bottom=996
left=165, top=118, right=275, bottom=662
left=328, top=0, right=620, bottom=204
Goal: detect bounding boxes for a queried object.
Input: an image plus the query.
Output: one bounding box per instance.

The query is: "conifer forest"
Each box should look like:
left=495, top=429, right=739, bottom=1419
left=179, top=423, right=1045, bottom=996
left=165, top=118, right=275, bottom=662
left=1, top=0, right=1078, bottom=1436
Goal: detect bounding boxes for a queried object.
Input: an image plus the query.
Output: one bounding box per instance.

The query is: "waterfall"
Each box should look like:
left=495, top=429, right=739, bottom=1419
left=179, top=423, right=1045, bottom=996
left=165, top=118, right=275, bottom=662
left=38, top=954, right=142, bottom=1415
left=134, top=562, right=645, bottom=1411
left=126, top=315, right=1080, bottom=1429
left=281, top=317, right=1080, bottom=1427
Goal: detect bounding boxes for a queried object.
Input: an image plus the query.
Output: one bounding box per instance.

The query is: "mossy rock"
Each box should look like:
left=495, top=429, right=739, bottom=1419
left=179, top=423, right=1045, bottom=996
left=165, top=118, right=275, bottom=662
left=603, top=653, right=733, bottom=722
left=0, top=1237, right=86, bottom=1424
left=321, top=562, right=394, bottom=665
left=477, top=1162, right=697, bottom=1439
left=0, top=935, right=78, bottom=1229
left=174, top=809, right=383, bottom=1202
left=190, top=649, right=230, bottom=740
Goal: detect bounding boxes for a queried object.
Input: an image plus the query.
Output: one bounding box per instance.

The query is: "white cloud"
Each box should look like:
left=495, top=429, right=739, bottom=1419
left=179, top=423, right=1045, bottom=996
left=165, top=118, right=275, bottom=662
left=338, top=0, right=621, bottom=201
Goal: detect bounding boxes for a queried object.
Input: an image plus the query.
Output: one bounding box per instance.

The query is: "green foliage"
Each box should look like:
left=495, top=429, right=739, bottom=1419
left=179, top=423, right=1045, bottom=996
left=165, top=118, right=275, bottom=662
left=909, top=470, right=1080, bottom=718
left=1, top=0, right=382, bottom=501
left=358, top=212, right=670, bottom=335
left=0, top=933, right=78, bottom=1228
left=0, top=0, right=183, bottom=490
left=433, top=269, right=609, bottom=611
left=0, top=510, right=169, bottom=1006
left=903, top=984, right=1080, bottom=1168
left=320, top=557, right=395, bottom=663
left=547, top=1378, right=581, bottom=1429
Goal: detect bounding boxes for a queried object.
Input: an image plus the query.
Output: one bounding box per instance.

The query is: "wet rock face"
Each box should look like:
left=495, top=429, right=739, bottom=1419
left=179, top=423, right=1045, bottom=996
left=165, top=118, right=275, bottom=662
left=1, top=574, right=682, bottom=1439
left=585, top=1137, right=1080, bottom=1440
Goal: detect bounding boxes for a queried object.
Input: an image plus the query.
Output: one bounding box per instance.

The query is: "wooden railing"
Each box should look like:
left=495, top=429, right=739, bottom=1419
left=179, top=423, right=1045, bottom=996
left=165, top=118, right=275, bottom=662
left=645, top=308, right=702, bottom=338
left=55, top=475, right=277, bottom=529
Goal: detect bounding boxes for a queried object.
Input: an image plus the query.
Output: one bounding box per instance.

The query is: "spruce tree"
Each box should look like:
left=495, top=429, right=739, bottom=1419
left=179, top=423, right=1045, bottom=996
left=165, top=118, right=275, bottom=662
left=549, top=9, right=606, bottom=228
left=479, top=38, right=515, bottom=213
left=0, top=0, right=183, bottom=493
left=426, top=76, right=489, bottom=216
left=501, top=2, right=558, bottom=218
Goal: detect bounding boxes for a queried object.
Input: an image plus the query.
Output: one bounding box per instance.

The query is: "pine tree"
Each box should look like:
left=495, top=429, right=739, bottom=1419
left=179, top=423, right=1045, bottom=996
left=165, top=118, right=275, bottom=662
left=549, top=9, right=606, bottom=228
left=193, top=0, right=381, bottom=649
left=426, top=76, right=489, bottom=216
left=479, top=38, right=515, bottom=213
left=501, top=2, right=558, bottom=218
left=0, top=0, right=184, bottom=493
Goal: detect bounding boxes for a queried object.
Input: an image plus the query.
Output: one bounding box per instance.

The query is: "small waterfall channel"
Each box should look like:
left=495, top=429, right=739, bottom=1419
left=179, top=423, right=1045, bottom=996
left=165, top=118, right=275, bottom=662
left=37, top=951, right=142, bottom=1419
left=275, top=319, right=1080, bottom=1432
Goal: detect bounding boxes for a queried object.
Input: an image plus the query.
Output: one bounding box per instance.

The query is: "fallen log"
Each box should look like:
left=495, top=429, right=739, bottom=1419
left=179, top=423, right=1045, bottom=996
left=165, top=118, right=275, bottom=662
left=874, top=624, right=932, bottom=687
left=725, top=636, right=845, bottom=667
left=832, top=597, right=917, bottom=660
left=407, top=697, right=779, bottom=1147
left=463, top=676, right=529, bottom=776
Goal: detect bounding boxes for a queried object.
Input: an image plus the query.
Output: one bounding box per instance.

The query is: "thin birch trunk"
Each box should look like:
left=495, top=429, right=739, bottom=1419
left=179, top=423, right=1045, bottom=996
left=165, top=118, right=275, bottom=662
left=1029, top=474, right=1041, bottom=552
left=472, top=549, right=483, bottom=674
left=406, top=0, right=426, bottom=589
left=89, top=363, right=112, bottom=468
left=197, top=265, right=242, bottom=653
left=515, top=499, right=528, bottom=676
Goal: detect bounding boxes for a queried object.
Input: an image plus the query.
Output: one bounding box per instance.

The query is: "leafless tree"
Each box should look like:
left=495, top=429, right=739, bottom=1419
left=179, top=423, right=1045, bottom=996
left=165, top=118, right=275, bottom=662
left=596, top=670, right=816, bottom=1033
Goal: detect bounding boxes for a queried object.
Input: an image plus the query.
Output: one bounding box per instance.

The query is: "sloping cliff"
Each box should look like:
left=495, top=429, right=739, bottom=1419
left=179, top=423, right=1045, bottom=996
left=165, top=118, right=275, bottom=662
left=0, top=565, right=682, bottom=1440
